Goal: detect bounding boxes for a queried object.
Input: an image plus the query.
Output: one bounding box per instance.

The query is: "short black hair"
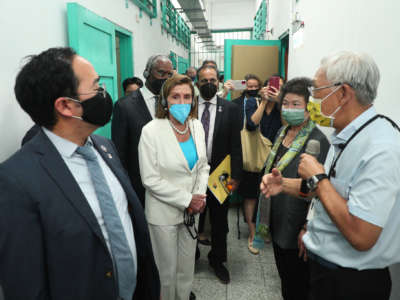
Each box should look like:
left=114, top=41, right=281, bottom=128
left=263, top=73, right=285, bottom=87
left=278, top=77, right=313, bottom=109
left=122, top=77, right=143, bottom=92
left=202, top=60, right=217, bottom=67
left=14, top=47, right=78, bottom=129
left=196, top=65, right=219, bottom=81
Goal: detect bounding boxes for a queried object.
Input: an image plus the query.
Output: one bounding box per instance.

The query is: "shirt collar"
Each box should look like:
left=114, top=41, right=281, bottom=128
left=331, top=106, right=377, bottom=145
left=42, top=127, right=93, bottom=158
left=199, top=94, right=217, bottom=106
left=141, top=84, right=156, bottom=100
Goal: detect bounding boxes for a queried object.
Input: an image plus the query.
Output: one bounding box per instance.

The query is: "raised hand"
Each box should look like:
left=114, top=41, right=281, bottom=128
left=259, top=168, right=283, bottom=197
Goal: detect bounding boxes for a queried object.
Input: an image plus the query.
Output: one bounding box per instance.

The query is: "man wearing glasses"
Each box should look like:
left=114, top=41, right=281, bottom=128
left=0, top=47, right=160, bottom=300
left=112, top=55, right=173, bottom=206
left=260, top=51, right=400, bottom=300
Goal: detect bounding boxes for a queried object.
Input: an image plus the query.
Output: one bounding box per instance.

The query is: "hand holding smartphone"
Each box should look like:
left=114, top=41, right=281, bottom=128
left=231, top=80, right=246, bottom=90
left=268, top=76, right=280, bottom=90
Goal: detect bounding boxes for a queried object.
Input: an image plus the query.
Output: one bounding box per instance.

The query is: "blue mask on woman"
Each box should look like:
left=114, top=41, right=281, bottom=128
left=169, top=104, right=191, bottom=124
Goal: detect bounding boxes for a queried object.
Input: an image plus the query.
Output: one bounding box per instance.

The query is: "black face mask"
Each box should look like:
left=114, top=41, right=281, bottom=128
left=199, top=83, right=218, bottom=100
left=246, top=89, right=260, bottom=97
left=71, top=91, right=113, bottom=126
left=150, top=78, right=167, bottom=95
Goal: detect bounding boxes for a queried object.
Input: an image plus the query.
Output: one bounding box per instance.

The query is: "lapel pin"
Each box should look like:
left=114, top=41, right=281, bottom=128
left=100, top=145, right=108, bottom=152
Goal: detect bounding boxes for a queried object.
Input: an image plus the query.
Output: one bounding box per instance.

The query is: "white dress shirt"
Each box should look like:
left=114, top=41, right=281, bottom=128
left=141, top=84, right=157, bottom=119
left=198, top=95, right=217, bottom=162
left=43, top=128, right=137, bottom=272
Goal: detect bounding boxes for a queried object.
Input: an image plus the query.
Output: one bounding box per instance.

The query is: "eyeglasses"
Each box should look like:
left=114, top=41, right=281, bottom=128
left=77, top=83, right=107, bottom=98
left=153, top=69, right=174, bottom=78
left=308, top=82, right=342, bottom=96
left=199, top=78, right=218, bottom=84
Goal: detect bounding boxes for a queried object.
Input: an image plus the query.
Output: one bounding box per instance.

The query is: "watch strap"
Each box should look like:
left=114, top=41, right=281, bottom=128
left=315, top=173, right=329, bottom=182
left=299, top=179, right=310, bottom=198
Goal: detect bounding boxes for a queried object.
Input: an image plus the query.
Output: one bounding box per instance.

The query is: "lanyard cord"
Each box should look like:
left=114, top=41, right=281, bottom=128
left=328, top=115, right=400, bottom=178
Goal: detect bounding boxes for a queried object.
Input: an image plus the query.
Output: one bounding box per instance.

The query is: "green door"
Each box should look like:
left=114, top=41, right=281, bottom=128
left=67, top=2, right=118, bottom=138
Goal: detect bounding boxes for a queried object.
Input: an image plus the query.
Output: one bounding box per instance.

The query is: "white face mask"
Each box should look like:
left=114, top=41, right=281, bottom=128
left=307, top=85, right=343, bottom=127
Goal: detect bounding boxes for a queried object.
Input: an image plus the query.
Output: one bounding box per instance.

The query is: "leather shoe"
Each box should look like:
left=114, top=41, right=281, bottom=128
left=209, top=262, right=230, bottom=284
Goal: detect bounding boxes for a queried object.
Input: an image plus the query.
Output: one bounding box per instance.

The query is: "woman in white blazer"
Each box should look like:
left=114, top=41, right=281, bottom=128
left=139, top=74, right=210, bottom=300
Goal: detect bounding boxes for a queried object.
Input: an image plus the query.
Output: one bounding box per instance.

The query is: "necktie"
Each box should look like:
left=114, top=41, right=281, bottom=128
left=76, top=145, right=136, bottom=300
left=201, top=102, right=211, bottom=147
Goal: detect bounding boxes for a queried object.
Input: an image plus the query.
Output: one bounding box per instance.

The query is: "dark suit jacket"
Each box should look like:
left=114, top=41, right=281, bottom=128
left=270, top=126, right=330, bottom=249
left=112, top=90, right=152, bottom=206
left=21, top=124, right=41, bottom=146
left=0, top=129, right=160, bottom=300
left=208, top=97, right=243, bottom=180
left=232, top=94, right=246, bottom=129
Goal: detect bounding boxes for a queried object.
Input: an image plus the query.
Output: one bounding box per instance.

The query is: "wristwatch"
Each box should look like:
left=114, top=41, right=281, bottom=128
left=306, top=173, right=329, bottom=192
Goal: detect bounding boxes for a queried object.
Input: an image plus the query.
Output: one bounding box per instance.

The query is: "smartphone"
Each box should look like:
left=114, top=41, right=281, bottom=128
left=231, top=80, right=246, bottom=90
left=268, top=76, right=280, bottom=90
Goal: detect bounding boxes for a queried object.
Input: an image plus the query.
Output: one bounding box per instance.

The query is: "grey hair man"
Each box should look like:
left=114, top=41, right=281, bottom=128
left=112, top=55, right=173, bottom=206
left=260, top=51, right=400, bottom=300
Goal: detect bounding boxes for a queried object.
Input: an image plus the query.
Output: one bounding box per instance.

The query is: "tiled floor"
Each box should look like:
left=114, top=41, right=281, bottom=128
left=193, top=206, right=283, bottom=300
left=192, top=205, right=400, bottom=300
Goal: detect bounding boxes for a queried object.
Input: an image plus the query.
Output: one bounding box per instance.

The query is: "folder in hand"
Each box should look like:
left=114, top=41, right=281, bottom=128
left=207, top=155, right=231, bottom=204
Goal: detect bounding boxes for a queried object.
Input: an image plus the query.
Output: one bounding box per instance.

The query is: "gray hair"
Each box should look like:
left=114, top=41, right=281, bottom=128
left=320, top=51, right=380, bottom=105
left=144, top=55, right=171, bottom=73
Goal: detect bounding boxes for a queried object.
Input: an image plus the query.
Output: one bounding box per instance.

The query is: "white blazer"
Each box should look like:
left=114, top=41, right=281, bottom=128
left=138, top=118, right=210, bottom=225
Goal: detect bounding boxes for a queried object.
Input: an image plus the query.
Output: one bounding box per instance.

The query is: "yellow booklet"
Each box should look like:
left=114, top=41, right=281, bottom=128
left=207, top=155, right=231, bottom=204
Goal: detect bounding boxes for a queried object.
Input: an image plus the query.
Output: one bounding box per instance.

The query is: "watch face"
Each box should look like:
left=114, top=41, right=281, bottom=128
left=306, top=177, right=315, bottom=190
left=307, top=176, right=319, bottom=191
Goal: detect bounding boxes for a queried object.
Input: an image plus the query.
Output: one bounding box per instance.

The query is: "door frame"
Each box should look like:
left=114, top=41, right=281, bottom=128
left=115, top=26, right=134, bottom=95
left=279, top=30, right=289, bottom=81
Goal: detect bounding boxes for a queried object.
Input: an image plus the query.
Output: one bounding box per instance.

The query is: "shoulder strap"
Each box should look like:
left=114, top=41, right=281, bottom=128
left=329, top=114, right=400, bottom=178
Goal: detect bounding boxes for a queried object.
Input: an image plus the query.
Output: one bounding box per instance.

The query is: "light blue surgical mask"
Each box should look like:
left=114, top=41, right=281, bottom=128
left=281, top=108, right=306, bottom=126
left=169, top=104, right=191, bottom=124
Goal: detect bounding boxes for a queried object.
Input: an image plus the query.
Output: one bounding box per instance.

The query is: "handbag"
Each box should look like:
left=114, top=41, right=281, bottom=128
left=241, top=100, right=272, bottom=173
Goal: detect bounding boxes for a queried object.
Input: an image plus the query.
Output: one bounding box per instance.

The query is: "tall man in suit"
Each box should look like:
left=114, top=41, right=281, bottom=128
left=0, top=47, right=160, bottom=300
left=112, top=55, right=173, bottom=206
left=197, top=65, right=242, bottom=283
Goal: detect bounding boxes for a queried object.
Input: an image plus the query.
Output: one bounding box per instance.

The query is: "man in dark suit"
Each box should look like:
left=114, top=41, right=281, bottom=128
left=112, top=55, right=173, bottom=206
left=0, top=47, right=160, bottom=300
left=196, top=65, right=242, bottom=284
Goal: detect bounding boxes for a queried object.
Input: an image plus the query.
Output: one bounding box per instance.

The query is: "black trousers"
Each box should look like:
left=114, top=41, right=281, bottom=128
left=199, top=189, right=229, bottom=265
left=272, top=242, right=309, bottom=300
left=308, top=256, right=392, bottom=300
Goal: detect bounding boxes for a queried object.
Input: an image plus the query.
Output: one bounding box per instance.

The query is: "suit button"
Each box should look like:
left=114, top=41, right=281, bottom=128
left=105, top=271, right=112, bottom=278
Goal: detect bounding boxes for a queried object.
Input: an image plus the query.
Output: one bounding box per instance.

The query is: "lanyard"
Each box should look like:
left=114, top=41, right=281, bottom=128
left=328, top=114, right=400, bottom=178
